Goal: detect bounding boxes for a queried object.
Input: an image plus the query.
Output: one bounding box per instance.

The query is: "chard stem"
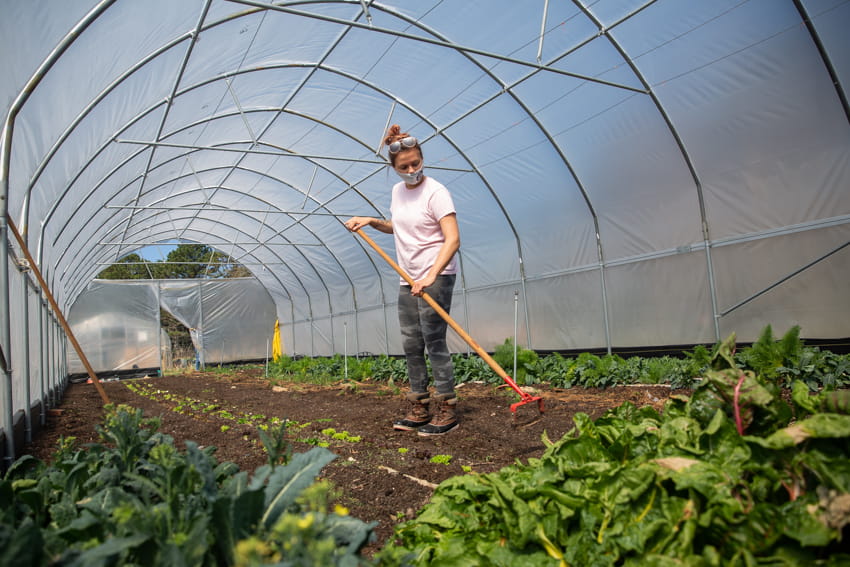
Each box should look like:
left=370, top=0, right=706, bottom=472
left=635, top=488, right=657, bottom=523
left=733, top=372, right=746, bottom=435
left=597, top=514, right=611, bottom=544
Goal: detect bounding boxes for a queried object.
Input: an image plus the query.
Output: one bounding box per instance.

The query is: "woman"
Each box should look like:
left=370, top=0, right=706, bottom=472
left=345, top=125, right=460, bottom=436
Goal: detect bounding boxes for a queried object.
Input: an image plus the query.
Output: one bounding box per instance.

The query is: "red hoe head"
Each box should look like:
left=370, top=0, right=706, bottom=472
left=510, top=393, right=545, bottom=415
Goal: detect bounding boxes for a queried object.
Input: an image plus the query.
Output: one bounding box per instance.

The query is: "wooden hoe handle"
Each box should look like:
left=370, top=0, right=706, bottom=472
left=5, top=214, right=110, bottom=405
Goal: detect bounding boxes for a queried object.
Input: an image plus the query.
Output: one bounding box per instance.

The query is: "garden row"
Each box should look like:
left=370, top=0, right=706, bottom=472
left=124, top=381, right=363, bottom=448
left=122, top=381, right=456, bottom=468
left=269, top=325, right=850, bottom=391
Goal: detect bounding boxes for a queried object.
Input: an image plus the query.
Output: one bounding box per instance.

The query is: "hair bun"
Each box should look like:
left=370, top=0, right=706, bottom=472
left=383, top=124, right=409, bottom=146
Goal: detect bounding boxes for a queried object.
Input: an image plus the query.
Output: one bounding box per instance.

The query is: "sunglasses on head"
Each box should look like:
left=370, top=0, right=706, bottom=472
left=388, top=136, right=418, bottom=154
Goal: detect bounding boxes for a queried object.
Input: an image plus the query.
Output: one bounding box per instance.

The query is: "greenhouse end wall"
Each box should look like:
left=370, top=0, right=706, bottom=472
left=67, top=279, right=278, bottom=374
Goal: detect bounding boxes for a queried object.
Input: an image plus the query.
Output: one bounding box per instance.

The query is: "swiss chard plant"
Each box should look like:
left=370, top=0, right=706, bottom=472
left=377, top=333, right=850, bottom=566
left=492, top=338, right=539, bottom=385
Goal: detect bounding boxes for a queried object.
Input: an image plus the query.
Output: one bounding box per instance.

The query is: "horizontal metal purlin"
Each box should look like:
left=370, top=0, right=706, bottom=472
left=98, top=241, right=323, bottom=247
left=115, top=139, right=474, bottom=172
left=94, top=261, right=290, bottom=266
left=710, top=214, right=850, bottom=248
left=595, top=214, right=850, bottom=271
left=104, top=205, right=366, bottom=216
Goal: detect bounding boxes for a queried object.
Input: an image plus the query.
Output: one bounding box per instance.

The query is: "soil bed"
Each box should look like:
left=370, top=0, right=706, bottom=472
left=24, top=368, right=685, bottom=555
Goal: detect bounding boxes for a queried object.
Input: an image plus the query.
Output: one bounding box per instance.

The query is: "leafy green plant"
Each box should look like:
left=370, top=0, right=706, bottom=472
left=776, top=346, right=850, bottom=391
left=564, top=352, right=637, bottom=388
left=452, top=354, right=496, bottom=384
left=534, top=352, right=573, bottom=385
left=344, top=356, right=374, bottom=381
left=369, top=354, right=408, bottom=383
left=493, top=338, right=538, bottom=385
left=689, top=333, right=792, bottom=436
left=335, top=432, right=362, bottom=443
left=429, top=455, right=453, bottom=465
left=378, top=333, right=850, bottom=566
left=683, top=343, right=713, bottom=376
left=257, top=419, right=291, bottom=467
left=319, top=428, right=361, bottom=444
left=725, top=325, right=850, bottom=392
left=736, top=325, right=804, bottom=381
left=1, top=405, right=375, bottom=566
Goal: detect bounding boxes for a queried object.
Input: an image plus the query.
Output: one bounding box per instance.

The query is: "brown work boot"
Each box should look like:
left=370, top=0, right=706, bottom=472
left=393, top=392, right=430, bottom=431
left=417, top=394, right=458, bottom=436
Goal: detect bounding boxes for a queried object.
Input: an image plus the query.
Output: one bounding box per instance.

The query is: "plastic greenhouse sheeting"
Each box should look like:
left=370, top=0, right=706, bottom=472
left=65, top=280, right=161, bottom=374
left=1, top=1, right=849, bottom=462
left=67, top=279, right=278, bottom=374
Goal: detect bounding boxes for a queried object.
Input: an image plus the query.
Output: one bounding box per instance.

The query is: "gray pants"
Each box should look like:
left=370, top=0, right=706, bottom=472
left=397, top=275, right=456, bottom=397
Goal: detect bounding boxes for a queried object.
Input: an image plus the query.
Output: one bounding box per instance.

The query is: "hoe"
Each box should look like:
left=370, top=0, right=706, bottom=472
left=356, top=229, right=545, bottom=421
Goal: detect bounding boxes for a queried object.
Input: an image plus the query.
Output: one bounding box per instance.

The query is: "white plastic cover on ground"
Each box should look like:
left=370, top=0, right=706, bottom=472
left=1, top=2, right=849, bottom=386
left=66, top=279, right=277, bottom=373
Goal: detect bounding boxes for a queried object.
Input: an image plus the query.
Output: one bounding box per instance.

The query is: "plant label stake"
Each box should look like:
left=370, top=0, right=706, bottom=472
left=355, top=229, right=544, bottom=420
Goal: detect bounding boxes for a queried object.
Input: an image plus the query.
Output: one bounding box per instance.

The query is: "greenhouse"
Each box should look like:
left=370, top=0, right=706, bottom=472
left=1, top=1, right=849, bottom=564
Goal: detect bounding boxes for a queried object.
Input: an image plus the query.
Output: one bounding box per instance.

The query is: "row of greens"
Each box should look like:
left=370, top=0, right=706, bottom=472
left=377, top=333, right=850, bottom=566
left=2, top=405, right=375, bottom=566
left=268, top=326, right=849, bottom=391
left=125, top=381, right=363, bottom=449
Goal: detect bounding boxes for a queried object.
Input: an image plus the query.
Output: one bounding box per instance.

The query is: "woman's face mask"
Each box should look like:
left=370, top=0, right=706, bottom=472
left=397, top=167, right=424, bottom=185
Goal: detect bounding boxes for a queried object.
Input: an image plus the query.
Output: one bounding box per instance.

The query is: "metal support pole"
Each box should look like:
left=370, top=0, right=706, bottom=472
left=156, top=283, right=163, bottom=374
left=60, top=322, right=68, bottom=395
left=38, top=297, right=46, bottom=425
left=597, top=235, right=613, bottom=355
left=290, top=302, right=296, bottom=357
left=197, top=281, right=205, bottom=370
left=46, top=311, right=54, bottom=408
left=705, top=242, right=721, bottom=342
left=47, top=314, right=61, bottom=407
left=53, top=317, right=60, bottom=400
left=513, top=290, right=518, bottom=380
left=537, top=0, right=550, bottom=63
left=354, top=305, right=361, bottom=358
left=0, top=217, right=13, bottom=465
left=21, top=273, right=31, bottom=443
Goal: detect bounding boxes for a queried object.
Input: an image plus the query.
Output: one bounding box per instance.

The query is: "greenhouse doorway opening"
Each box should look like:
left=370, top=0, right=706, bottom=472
left=161, top=307, right=197, bottom=370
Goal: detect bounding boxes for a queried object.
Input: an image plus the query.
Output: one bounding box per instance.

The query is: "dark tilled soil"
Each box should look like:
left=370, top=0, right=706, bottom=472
left=23, top=369, right=684, bottom=555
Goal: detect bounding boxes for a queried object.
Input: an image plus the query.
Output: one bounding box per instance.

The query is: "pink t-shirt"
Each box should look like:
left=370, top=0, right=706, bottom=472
left=390, top=176, right=458, bottom=283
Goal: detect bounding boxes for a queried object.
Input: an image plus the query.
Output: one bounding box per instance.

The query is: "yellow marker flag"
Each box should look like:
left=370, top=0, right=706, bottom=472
left=272, top=319, right=283, bottom=361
